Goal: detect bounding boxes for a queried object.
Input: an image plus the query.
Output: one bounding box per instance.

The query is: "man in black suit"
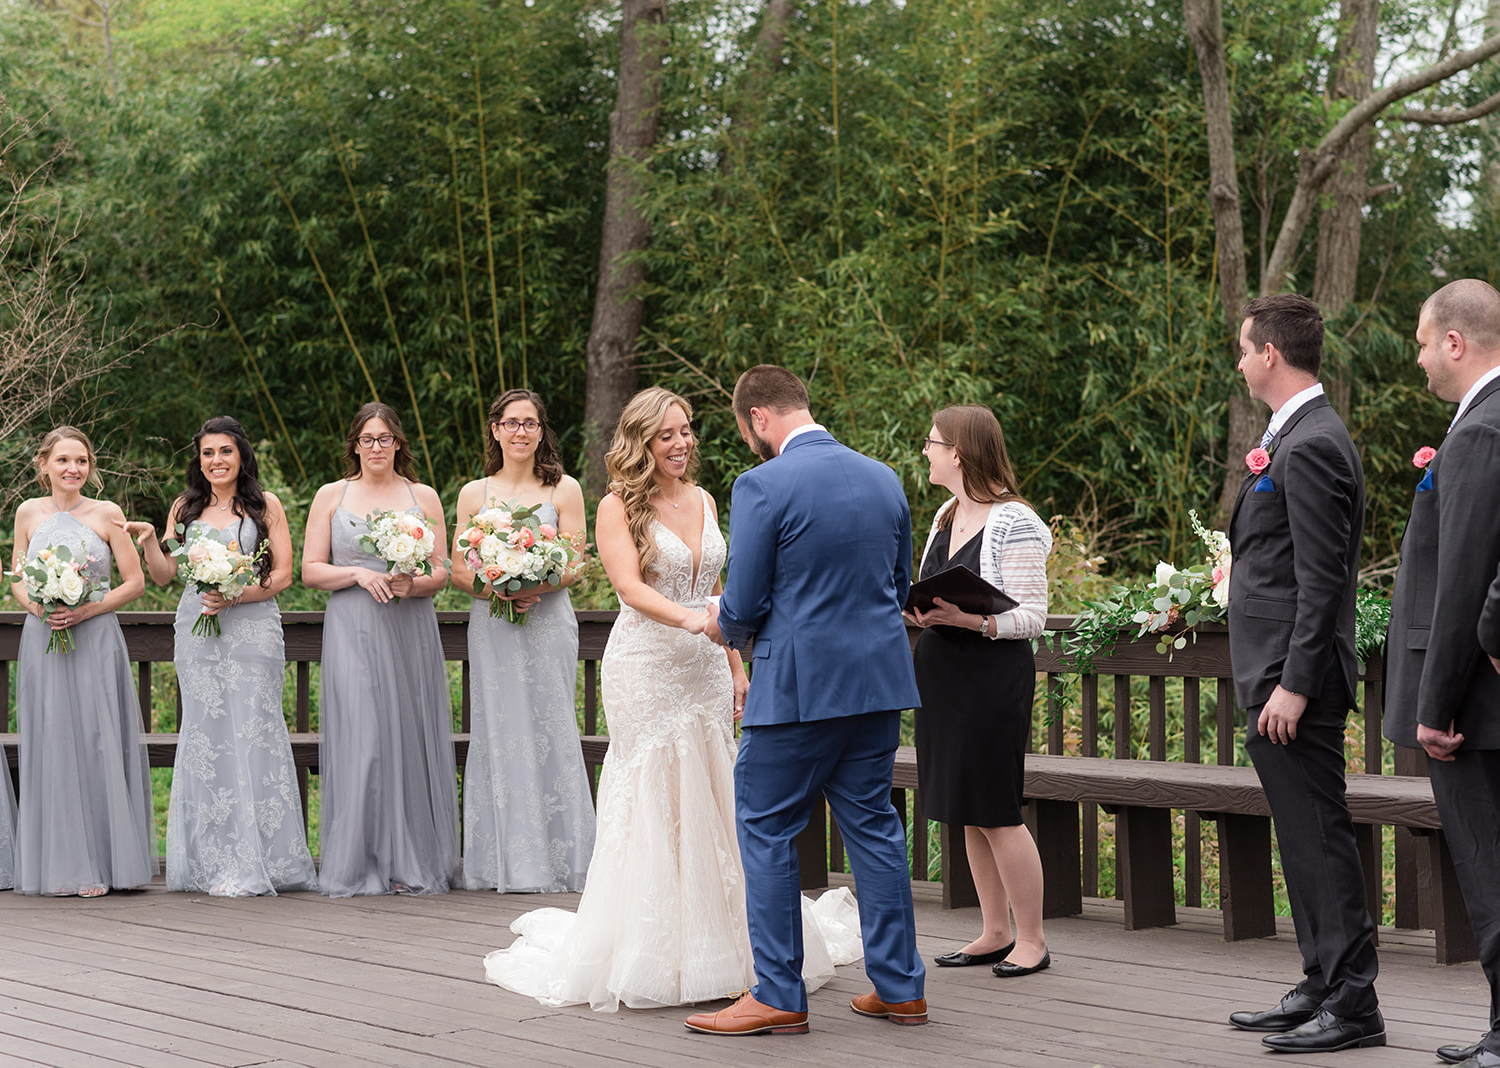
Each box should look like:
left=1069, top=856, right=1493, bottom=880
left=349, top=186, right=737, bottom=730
left=1225, top=293, right=1382, bottom=1053
left=1384, top=279, right=1500, bottom=1068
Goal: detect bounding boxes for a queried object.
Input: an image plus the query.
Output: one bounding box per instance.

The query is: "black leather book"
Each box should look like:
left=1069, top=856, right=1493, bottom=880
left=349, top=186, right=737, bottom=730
left=904, top=565, right=1019, bottom=616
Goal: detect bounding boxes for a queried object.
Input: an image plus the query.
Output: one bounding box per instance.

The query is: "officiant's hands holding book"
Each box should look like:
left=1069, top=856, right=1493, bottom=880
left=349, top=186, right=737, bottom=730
left=905, top=596, right=983, bottom=631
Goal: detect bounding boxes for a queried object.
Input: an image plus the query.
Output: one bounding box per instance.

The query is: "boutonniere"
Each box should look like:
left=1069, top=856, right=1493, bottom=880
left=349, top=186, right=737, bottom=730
left=1412, top=445, right=1436, bottom=469
left=1245, top=447, right=1271, bottom=474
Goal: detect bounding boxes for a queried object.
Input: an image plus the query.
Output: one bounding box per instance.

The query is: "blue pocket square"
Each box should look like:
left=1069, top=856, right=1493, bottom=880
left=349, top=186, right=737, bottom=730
left=1253, top=474, right=1275, bottom=492
left=1416, top=469, right=1433, bottom=492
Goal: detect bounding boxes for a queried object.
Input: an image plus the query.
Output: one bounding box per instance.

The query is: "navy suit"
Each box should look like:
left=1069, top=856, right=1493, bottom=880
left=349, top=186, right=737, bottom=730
left=1384, top=376, right=1500, bottom=1052
left=1228, top=395, right=1378, bottom=1018
left=717, top=427, right=924, bottom=1012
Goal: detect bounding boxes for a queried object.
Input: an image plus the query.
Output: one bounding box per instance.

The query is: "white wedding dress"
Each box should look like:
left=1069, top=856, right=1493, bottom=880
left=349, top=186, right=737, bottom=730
left=483, top=489, right=863, bottom=1011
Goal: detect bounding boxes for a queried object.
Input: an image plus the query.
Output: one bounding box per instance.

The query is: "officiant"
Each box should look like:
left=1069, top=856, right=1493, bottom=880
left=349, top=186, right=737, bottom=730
left=906, top=405, right=1054, bottom=978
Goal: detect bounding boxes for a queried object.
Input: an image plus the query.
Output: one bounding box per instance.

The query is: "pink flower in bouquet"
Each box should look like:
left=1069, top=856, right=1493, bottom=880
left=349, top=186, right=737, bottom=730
left=539, top=524, right=558, bottom=540
left=187, top=542, right=212, bottom=565
left=466, top=528, right=485, bottom=547
left=484, top=563, right=506, bottom=582
left=1412, top=445, right=1437, bottom=469
left=1245, top=448, right=1270, bottom=474
left=466, top=548, right=483, bottom=570
left=509, top=527, right=536, bottom=549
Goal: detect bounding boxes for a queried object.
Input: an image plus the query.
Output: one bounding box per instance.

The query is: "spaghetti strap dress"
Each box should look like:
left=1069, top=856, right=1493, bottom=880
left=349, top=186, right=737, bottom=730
left=316, top=481, right=459, bottom=896
left=462, top=482, right=594, bottom=892
left=166, top=515, right=317, bottom=895
left=14, top=511, right=158, bottom=894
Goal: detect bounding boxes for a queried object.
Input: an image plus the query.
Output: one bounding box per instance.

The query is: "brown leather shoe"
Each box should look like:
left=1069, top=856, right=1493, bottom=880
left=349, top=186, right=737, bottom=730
left=684, top=993, right=810, bottom=1036
left=850, top=991, right=928, bottom=1025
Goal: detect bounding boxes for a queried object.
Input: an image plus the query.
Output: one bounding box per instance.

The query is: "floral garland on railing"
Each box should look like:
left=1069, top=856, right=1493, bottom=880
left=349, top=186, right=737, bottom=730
left=1053, top=510, right=1391, bottom=677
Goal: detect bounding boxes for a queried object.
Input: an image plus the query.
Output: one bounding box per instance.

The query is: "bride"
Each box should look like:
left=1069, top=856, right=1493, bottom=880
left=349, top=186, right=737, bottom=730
left=483, top=387, right=859, bottom=1011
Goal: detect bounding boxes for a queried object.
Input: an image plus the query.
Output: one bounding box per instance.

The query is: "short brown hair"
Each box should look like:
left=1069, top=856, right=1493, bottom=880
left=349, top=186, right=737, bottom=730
left=1422, top=279, right=1500, bottom=352
left=1241, top=293, right=1324, bottom=377
left=733, top=364, right=810, bottom=423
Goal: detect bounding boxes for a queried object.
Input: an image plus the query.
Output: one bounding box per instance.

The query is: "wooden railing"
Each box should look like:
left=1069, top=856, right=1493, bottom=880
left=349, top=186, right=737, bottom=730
left=0, top=610, right=1468, bottom=962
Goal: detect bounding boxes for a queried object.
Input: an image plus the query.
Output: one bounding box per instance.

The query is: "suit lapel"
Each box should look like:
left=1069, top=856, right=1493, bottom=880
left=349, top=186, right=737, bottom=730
left=1449, top=377, right=1500, bottom=435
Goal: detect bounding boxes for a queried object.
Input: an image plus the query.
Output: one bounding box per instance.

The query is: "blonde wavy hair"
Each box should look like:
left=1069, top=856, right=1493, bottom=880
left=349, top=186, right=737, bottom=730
left=606, top=387, right=700, bottom=580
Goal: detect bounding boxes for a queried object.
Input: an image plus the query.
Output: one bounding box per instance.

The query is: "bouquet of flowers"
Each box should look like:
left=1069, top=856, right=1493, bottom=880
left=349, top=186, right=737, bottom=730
left=9, top=543, right=107, bottom=653
left=165, top=525, right=268, bottom=638
left=457, top=501, right=581, bottom=624
left=357, top=509, right=439, bottom=585
left=1062, top=509, right=1231, bottom=672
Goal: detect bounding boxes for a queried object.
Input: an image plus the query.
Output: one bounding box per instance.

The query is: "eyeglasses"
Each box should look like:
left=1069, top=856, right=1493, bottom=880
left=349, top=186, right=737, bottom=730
left=357, top=434, right=396, bottom=449
left=921, top=437, right=953, bottom=451
left=498, top=419, right=542, bottom=434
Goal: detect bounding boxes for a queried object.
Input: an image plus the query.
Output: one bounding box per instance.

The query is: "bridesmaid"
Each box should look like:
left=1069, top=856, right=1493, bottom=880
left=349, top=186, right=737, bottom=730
left=302, top=402, right=459, bottom=896
left=451, top=389, right=595, bottom=893
left=9, top=426, right=157, bottom=896
left=120, top=416, right=317, bottom=896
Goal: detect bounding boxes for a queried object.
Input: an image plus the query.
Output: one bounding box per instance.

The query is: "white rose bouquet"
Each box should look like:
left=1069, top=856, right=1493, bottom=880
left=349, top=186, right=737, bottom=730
left=8, top=543, right=107, bottom=653
left=457, top=501, right=580, bottom=624
left=165, top=525, right=267, bottom=638
left=357, top=509, right=439, bottom=580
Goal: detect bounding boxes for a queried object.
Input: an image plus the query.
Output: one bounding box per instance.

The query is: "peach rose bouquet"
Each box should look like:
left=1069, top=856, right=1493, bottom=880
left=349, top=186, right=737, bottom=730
left=457, top=500, right=580, bottom=624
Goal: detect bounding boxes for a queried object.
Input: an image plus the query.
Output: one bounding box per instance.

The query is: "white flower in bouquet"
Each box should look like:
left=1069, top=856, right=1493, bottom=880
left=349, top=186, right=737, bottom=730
left=358, top=509, right=439, bottom=580
left=7, top=542, right=106, bottom=653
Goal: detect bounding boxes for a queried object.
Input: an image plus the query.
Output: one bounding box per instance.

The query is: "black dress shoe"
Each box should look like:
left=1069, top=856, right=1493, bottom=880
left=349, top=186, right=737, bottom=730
left=992, top=950, right=1050, bottom=978
left=1439, top=1039, right=1485, bottom=1065
left=1453, top=1049, right=1500, bottom=1068
left=1260, top=1007, right=1385, bottom=1053
left=934, top=942, right=1014, bottom=967
left=1228, top=988, right=1323, bottom=1032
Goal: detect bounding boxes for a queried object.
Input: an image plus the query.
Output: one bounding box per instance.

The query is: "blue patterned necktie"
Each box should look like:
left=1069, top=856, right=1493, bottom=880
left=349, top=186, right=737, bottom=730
left=1258, top=426, right=1274, bottom=449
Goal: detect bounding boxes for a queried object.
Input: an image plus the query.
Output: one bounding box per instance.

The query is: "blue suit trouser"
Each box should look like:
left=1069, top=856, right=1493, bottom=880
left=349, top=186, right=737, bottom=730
left=735, top=709, right=925, bottom=1013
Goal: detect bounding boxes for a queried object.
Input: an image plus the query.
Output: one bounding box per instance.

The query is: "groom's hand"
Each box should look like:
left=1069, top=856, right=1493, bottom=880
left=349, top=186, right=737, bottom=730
left=704, top=601, right=727, bottom=647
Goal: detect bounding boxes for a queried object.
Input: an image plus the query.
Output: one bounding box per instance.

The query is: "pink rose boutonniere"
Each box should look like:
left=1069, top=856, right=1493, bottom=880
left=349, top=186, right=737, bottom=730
left=1245, top=448, right=1271, bottom=474
left=1412, top=445, right=1437, bottom=469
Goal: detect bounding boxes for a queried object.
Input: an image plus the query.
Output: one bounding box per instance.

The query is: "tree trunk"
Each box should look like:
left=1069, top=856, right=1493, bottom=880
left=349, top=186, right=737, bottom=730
left=582, top=0, right=667, bottom=496
left=1185, top=0, right=1256, bottom=527
left=1313, top=0, right=1379, bottom=419
left=720, top=0, right=794, bottom=174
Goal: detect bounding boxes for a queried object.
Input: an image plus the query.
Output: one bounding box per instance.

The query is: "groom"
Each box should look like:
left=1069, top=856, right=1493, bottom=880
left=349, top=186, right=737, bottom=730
left=686, top=364, right=926, bottom=1036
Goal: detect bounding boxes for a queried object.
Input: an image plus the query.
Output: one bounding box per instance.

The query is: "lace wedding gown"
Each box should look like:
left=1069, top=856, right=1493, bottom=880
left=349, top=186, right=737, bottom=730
left=483, top=490, right=862, bottom=1011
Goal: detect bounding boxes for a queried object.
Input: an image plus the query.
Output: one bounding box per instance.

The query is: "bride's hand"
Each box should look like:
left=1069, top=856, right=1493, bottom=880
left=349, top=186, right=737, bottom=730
left=682, top=610, right=708, bottom=636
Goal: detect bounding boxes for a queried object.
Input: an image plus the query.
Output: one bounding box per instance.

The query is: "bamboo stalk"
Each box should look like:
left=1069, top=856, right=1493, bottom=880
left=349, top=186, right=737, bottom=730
left=448, top=118, right=486, bottom=448
left=474, top=45, right=505, bottom=393
left=213, top=287, right=308, bottom=482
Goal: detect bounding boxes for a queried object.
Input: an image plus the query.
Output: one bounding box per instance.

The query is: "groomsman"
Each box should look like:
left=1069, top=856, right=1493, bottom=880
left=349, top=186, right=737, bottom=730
left=1384, top=279, right=1500, bottom=1068
left=1225, top=293, right=1383, bottom=1053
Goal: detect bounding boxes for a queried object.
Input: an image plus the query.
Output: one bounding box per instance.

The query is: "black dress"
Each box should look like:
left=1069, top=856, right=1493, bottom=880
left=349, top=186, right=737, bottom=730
left=913, top=526, right=1036, bottom=827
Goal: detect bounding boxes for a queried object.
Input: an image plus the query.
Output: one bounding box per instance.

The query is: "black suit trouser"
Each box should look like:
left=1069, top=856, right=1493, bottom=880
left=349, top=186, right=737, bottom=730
left=1429, top=749, right=1500, bottom=1050
left=1245, top=689, right=1379, bottom=1016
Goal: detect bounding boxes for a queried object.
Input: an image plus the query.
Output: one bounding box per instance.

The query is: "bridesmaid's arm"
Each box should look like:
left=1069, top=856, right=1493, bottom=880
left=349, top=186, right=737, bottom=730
left=548, top=475, right=587, bottom=592
left=393, top=483, right=449, bottom=600
left=68, top=502, right=146, bottom=623
left=232, top=493, right=294, bottom=604
left=596, top=493, right=704, bottom=632
left=116, top=499, right=181, bottom=586
left=10, top=500, right=43, bottom=618
left=302, top=482, right=379, bottom=594
left=449, top=480, right=487, bottom=600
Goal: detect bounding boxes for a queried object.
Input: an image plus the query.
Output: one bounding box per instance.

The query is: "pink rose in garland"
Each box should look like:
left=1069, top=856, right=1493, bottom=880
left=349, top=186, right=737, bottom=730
left=1245, top=448, right=1271, bottom=474
left=1412, top=445, right=1437, bottom=468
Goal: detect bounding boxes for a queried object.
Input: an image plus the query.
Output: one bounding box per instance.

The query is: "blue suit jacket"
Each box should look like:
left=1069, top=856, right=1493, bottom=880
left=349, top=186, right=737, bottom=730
left=717, top=429, right=922, bottom=726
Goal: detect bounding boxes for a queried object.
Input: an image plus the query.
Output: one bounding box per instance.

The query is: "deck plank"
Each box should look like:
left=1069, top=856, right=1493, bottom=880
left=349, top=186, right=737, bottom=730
left=0, top=880, right=1490, bottom=1067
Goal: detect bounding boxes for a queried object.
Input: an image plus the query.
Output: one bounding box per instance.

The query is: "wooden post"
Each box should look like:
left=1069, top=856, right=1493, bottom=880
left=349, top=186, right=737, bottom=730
left=1114, top=804, right=1176, bottom=929
left=939, top=822, right=979, bottom=909
left=1216, top=812, right=1276, bottom=940
left=1030, top=799, right=1083, bottom=917
left=1427, top=830, right=1479, bottom=965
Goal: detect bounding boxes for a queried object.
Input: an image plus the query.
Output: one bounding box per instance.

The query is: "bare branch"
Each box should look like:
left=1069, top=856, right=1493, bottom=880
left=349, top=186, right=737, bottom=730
left=1397, top=88, right=1500, bottom=125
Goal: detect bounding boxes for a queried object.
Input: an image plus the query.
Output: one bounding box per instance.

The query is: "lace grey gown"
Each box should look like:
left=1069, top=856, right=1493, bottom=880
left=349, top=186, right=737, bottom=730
left=462, top=496, right=595, bottom=892
left=317, top=491, right=459, bottom=896
left=166, top=516, right=316, bottom=896
left=0, top=765, right=15, bottom=890
left=14, top=511, right=158, bottom=895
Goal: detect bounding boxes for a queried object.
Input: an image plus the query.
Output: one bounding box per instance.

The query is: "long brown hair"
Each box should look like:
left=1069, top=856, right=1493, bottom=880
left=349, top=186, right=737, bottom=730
left=483, top=389, right=564, bottom=486
left=932, top=405, right=1029, bottom=530
left=605, top=387, right=699, bottom=580
left=341, top=402, right=417, bottom=481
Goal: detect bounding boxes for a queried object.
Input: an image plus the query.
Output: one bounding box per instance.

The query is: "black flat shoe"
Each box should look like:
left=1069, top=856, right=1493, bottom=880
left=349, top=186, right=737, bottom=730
left=1228, top=988, right=1324, bottom=1033
left=1439, top=1039, right=1485, bottom=1065
left=992, top=950, right=1050, bottom=978
left=1260, top=1008, right=1385, bottom=1053
left=934, top=942, right=1014, bottom=968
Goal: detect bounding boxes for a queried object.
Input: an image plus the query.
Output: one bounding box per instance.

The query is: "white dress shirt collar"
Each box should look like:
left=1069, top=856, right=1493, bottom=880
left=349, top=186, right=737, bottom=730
left=776, top=422, right=827, bottom=455
left=1266, top=382, right=1326, bottom=442
left=1450, top=364, right=1500, bottom=432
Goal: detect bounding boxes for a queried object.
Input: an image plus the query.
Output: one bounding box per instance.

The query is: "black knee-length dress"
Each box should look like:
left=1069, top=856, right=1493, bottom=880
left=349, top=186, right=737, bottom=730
left=913, top=527, right=1036, bottom=828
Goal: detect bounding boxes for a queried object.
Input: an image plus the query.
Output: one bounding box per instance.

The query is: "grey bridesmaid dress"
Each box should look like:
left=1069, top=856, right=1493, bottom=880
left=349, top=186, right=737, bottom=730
left=14, top=510, right=158, bottom=895
left=462, top=493, right=595, bottom=892
left=317, top=483, right=459, bottom=896
left=166, top=515, right=317, bottom=895
left=0, top=763, right=15, bottom=890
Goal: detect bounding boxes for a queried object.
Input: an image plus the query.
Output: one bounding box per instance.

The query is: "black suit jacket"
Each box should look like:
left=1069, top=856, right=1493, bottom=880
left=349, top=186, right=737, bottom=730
left=1384, top=377, right=1500, bottom=750
left=1228, top=395, right=1365, bottom=711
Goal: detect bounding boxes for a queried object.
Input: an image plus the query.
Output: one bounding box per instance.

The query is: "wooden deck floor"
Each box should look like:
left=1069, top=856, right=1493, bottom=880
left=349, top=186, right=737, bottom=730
left=0, top=877, right=1487, bottom=1068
